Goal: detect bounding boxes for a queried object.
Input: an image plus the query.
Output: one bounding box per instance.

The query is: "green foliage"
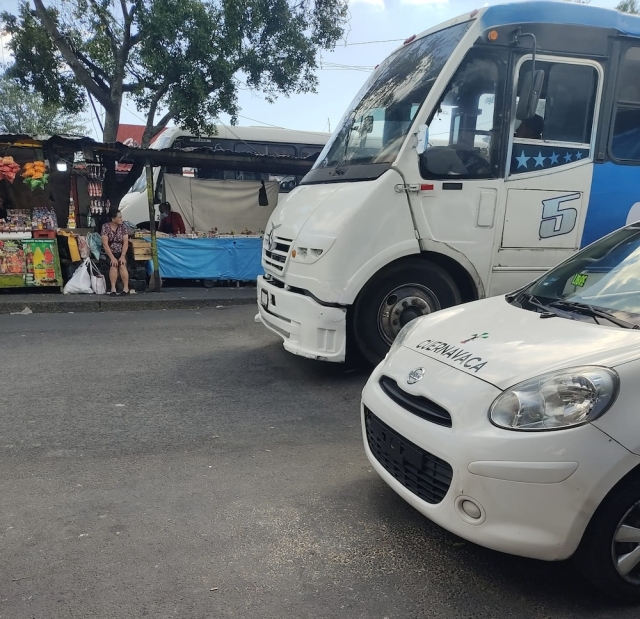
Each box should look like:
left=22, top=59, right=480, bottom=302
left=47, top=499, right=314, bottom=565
left=2, top=3, right=85, bottom=113
left=1, top=0, right=349, bottom=145
left=616, top=0, right=639, bottom=14
left=0, top=70, right=87, bottom=136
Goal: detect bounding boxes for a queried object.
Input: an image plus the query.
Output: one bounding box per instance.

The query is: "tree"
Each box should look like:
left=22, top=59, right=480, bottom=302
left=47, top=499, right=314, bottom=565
left=616, top=0, right=639, bottom=13
left=0, top=70, right=87, bottom=136
left=1, top=0, right=349, bottom=206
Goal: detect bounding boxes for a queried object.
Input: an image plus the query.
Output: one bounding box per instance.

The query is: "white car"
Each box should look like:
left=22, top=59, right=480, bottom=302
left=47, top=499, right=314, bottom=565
left=362, top=223, right=640, bottom=600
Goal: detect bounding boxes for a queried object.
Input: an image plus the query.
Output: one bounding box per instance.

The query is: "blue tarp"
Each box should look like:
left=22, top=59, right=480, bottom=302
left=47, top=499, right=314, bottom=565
left=146, top=237, right=264, bottom=281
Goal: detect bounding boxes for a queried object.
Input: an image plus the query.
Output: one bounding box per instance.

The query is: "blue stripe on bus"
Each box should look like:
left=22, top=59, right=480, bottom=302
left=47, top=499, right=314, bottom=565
left=582, top=162, right=640, bottom=248
left=482, top=2, right=640, bottom=38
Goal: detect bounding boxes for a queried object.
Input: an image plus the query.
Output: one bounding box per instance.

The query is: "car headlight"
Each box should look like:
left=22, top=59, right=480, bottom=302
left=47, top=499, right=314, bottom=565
left=489, top=366, right=619, bottom=431
left=387, top=318, right=422, bottom=357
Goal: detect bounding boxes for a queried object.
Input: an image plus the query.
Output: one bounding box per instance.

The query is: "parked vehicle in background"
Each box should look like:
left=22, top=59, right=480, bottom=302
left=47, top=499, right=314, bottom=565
left=257, top=1, right=640, bottom=365
left=361, top=221, right=640, bottom=601
left=119, top=125, right=329, bottom=227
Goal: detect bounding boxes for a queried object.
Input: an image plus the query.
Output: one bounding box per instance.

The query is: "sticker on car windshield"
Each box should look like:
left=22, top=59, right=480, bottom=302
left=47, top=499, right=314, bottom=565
left=571, top=273, right=588, bottom=287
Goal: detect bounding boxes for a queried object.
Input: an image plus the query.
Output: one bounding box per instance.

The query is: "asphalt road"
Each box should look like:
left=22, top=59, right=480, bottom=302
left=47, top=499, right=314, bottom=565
left=0, top=306, right=638, bottom=618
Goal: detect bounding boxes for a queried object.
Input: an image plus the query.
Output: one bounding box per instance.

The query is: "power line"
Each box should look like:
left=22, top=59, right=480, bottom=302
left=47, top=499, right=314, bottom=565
left=341, top=38, right=404, bottom=46
left=122, top=103, right=147, bottom=124
left=235, top=115, right=331, bottom=137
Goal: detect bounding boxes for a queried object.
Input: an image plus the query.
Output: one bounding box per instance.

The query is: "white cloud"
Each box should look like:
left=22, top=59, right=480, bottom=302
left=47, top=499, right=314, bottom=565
left=401, top=0, right=449, bottom=5
left=350, top=0, right=385, bottom=8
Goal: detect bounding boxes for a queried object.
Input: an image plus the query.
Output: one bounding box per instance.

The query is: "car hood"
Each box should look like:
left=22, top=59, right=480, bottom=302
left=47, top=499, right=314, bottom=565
left=401, top=296, right=640, bottom=390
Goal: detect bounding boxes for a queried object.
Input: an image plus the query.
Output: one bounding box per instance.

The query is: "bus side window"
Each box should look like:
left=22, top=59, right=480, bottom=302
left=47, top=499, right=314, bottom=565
left=611, top=47, right=640, bottom=162
left=545, top=64, right=597, bottom=144
left=514, top=60, right=598, bottom=145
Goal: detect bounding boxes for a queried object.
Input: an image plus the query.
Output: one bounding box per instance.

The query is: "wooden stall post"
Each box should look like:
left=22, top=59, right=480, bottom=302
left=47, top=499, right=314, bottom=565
left=145, top=160, right=161, bottom=291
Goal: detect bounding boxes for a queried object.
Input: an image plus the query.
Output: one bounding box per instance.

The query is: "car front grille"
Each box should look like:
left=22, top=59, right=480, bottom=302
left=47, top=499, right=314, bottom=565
left=379, top=376, right=452, bottom=427
left=365, top=407, right=453, bottom=505
left=263, top=237, right=292, bottom=273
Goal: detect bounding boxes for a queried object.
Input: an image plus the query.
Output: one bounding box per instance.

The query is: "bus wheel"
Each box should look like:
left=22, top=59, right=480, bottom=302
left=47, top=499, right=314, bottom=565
left=352, top=259, right=461, bottom=366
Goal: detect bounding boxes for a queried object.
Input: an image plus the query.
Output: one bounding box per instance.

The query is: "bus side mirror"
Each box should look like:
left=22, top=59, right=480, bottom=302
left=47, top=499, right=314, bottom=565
left=516, top=69, right=545, bottom=120
left=416, top=124, right=429, bottom=155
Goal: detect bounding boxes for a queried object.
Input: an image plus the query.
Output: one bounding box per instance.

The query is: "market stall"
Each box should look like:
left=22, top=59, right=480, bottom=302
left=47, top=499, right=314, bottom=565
left=144, top=173, right=271, bottom=282
left=143, top=235, right=263, bottom=281
left=0, top=156, right=65, bottom=289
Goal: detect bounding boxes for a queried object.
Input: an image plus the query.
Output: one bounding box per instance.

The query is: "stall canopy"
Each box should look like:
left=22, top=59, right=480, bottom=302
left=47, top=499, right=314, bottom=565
left=165, top=174, right=279, bottom=234
left=0, top=133, right=319, bottom=177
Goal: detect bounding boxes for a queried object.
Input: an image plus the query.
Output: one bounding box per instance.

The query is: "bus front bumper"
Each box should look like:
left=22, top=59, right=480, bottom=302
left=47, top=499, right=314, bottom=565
left=256, top=275, right=347, bottom=362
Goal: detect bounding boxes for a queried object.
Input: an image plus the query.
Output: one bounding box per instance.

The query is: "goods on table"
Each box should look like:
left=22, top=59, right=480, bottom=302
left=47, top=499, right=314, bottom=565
left=0, top=157, right=21, bottom=183
left=0, top=209, right=32, bottom=233
left=32, top=206, right=58, bottom=230
left=0, top=240, right=26, bottom=274
left=68, top=197, right=76, bottom=229
left=22, top=161, right=49, bottom=191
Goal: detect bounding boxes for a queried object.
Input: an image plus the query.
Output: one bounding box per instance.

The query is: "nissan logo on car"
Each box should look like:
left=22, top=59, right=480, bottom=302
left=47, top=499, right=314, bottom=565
left=407, top=368, right=425, bottom=384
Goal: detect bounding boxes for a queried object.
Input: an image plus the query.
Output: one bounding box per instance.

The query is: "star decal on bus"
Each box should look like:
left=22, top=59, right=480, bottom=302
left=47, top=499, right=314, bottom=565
left=516, top=151, right=531, bottom=169
left=534, top=152, right=546, bottom=167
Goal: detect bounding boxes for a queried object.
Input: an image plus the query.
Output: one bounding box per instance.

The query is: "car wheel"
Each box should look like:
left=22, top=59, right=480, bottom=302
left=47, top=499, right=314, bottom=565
left=575, top=476, right=640, bottom=602
left=352, top=258, right=461, bottom=366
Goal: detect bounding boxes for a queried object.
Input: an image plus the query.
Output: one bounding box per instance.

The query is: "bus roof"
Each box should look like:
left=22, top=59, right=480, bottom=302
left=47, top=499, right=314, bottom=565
left=480, top=1, right=640, bottom=38
left=403, top=1, right=640, bottom=54
left=157, top=125, right=330, bottom=148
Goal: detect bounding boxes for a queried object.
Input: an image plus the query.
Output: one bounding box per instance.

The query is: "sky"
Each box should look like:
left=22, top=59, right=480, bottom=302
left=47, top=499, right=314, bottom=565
left=0, top=0, right=623, bottom=138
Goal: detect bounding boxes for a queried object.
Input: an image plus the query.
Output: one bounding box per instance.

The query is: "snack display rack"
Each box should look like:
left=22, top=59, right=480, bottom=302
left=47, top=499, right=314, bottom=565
left=0, top=208, right=63, bottom=289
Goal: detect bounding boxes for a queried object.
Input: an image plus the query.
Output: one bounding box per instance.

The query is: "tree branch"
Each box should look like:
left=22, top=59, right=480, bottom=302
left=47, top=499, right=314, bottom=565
left=120, top=0, right=132, bottom=24
left=153, top=109, right=174, bottom=133
left=120, top=0, right=138, bottom=63
left=142, top=107, right=175, bottom=146
left=87, top=0, right=120, bottom=59
left=145, top=78, right=171, bottom=126
left=74, top=50, right=111, bottom=93
left=32, top=0, right=113, bottom=111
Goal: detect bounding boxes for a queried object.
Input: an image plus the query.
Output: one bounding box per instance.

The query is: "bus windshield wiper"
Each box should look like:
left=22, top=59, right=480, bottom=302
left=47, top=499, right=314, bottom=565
left=551, top=300, right=640, bottom=330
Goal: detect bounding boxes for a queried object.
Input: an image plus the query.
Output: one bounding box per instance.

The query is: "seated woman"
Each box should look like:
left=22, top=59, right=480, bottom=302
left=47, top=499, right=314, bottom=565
left=101, top=208, right=132, bottom=295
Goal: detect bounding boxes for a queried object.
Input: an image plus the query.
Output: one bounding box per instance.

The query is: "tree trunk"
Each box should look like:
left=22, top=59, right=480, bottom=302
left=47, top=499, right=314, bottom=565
left=102, top=113, right=119, bottom=144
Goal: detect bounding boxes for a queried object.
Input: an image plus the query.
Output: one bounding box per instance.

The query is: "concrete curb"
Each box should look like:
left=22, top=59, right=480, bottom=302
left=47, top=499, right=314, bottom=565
left=0, top=294, right=256, bottom=315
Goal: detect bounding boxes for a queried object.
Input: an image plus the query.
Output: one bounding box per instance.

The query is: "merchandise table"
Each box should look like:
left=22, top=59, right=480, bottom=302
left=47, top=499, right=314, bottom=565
left=145, top=236, right=264, bottom=281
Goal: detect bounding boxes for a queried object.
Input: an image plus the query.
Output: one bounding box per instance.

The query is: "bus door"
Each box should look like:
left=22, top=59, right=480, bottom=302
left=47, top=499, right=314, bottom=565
left=399, top=47, right=508, bottom=291
left=491, top=55, right=604, bottom=296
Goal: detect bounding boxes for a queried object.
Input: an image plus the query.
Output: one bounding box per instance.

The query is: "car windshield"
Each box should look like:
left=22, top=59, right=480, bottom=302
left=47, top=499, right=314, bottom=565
left=521, top=225, right=640, bottom=325
left=313, top=21, right=471, bottom=171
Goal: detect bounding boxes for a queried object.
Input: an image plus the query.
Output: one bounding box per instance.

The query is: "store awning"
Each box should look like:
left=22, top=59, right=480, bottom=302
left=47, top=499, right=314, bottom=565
left=0, top=133, right=319, bottom=177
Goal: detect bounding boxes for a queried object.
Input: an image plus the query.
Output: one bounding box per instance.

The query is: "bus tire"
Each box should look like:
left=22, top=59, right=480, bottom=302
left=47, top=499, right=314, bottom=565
left=352, top=259, right=461, bottom=366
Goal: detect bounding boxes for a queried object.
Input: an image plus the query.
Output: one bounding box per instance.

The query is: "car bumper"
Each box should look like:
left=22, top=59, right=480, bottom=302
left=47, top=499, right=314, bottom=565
left=361, top=349, right=640, bottom=561
left=256, top=275, right=347, bottom=362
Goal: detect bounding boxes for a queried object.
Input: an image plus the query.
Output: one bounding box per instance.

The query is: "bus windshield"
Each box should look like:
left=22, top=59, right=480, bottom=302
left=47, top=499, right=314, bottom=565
left=313, top=21, right=471, bottom=172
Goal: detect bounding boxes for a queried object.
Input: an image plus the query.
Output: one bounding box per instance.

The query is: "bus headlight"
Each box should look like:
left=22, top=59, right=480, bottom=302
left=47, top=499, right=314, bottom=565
left=290, top=234, right=336, bottom=264
left=490, top=366, right=619, bottom=431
